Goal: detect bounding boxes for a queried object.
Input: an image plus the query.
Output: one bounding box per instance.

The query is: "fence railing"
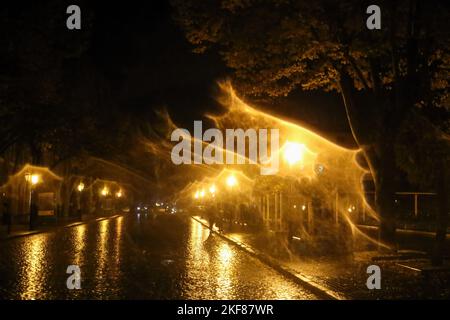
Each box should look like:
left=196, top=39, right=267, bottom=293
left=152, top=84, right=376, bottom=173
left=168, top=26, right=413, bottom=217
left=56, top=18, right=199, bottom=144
left=357, top=191, right=441, bottom=232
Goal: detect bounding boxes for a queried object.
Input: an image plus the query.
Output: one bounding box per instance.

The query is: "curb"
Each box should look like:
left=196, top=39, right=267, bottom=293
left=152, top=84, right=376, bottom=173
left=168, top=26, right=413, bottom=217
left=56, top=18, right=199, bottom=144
left=0, top=214, right=123, bottom=241
left=191, top=216, right=346, bottom=300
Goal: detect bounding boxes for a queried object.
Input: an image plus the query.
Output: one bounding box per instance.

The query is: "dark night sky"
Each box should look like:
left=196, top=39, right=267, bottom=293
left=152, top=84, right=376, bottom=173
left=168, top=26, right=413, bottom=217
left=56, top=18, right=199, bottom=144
left=87, top=1, right=353, bottom=146
left=0, top=1, right=353, bottom=150
left=89, top=1, right=227, bottom=124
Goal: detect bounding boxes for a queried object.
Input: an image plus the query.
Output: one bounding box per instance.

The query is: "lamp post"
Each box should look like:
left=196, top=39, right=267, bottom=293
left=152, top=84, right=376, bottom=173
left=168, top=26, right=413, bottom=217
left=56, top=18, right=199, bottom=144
left=115, top=189, right=123, bottom=212
left=226, top=175, right=238, bottom=227
left=25, top=173, right=40, bottom=230
left=208, top=184, right=218, bottom=230
left=77, top=182, right=84, bottom=221
left=100, top=186, right=109, bottom=215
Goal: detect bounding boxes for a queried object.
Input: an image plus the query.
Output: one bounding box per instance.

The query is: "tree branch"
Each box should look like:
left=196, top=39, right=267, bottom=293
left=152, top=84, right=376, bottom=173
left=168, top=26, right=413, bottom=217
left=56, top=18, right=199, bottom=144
left=345, top=52, right=371, bottom=91
left=338, top=67, right=372, bottom=146
left=369, top=57, right=382, bottom=96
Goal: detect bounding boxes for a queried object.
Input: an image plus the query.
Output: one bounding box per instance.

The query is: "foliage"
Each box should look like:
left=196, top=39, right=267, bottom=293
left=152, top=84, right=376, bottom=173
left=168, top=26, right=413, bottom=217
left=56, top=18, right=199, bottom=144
left=172, top=0, right=449, bottom=108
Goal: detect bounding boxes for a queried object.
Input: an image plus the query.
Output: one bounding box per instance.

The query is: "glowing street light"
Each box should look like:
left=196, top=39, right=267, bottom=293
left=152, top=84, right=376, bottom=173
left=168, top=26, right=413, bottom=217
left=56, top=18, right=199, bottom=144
left=283, top=141, right=306, bottom=166
left=25, top=173, right=40, bottom=186
left=200, top=189, right=205, bottom=198
left=226, top=175, right=237, bottom=188
left=31, top=174, right=40, bottom=185
left=194, top=191, right=199, bottom=199
left=115, top=190, right=123, bottom=198
left=76, top=182, right=85, bottom=220
left=101, top=186, right=109, bottom=196
left=77, top=182, right=85, bottom=192
left=209, top=184, right=217, bottom=199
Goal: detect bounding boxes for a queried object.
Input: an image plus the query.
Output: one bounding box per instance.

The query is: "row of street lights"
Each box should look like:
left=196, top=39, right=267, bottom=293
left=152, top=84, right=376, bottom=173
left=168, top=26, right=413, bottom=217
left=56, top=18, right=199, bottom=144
left=24, top=172, right=124, bottom=230
left=191, top=140, right=306, bottom=200
left=78, top=183, right=123, bottom=198
left=193, top=174, right=238, bottom=200
left=25, top=174, right=123, bottom=198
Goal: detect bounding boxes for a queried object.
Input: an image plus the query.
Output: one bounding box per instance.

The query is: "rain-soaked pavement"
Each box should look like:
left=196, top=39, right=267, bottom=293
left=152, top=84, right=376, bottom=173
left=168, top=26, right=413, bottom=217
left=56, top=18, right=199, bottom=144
left=0, top=214, right=318, bottom=299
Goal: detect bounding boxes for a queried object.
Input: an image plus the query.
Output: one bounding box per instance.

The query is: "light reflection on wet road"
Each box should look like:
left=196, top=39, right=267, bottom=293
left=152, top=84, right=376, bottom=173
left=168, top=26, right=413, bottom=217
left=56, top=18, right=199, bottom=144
left=0, top=215, right=318, bottom=299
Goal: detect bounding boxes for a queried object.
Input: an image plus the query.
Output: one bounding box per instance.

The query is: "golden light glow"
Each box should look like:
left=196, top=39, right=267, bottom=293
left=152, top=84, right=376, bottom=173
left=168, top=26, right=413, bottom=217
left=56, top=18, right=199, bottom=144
left=200, top=189, right=205, bottom=198
left=115, top=190, right=122, bottom=198
left=173, top=83, right=387, bottom=251
left=194, top=191, right=199, bottom=199
left=113, top=216, right=123, bottom=266
left=283, top=141, right=306, bottom=166
left=73, top=224, right=86, bottom=266
left=22, top=236, right=46, bottom=299
left=31, top=174, right=40, bottom=185
left=226, top=175, right=237, bottom=187
left=209, top=184, right=216, bottom=194
left=101, top=186, right=109, bottom=196
left=25, top=173, right=40, bottom=185
left=218, top=242, right=233, bottom=264
left=94, top=219, right=109, bottom=293
left=215, top=242, right=233, bottom=297
left=77, top=182, right=85, bottom=192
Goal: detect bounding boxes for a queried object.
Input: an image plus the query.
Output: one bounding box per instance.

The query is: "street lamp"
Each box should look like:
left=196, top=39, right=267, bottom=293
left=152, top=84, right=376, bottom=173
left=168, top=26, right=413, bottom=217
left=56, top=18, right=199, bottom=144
left=226, top=175, right=237, bottom=188
left=115, top=190, right=123, bottom=198
left=25, top=173, right=41, bottom=230
left=194, top=191, right=199, bottom=199
left=283, top=141, right=305, bottom=166
left=77, top=182, right=85, bottom=192
left=25, top=173, right=40, bottom=186
left=101, top=186, right=109, bottom=196
left=209, top=184, right=216, bottom=197
left=225, top=175, right=238, bottom=227
left=77, top=182, right=85, bottom=220
left=31, top=174, right=40, bottom=185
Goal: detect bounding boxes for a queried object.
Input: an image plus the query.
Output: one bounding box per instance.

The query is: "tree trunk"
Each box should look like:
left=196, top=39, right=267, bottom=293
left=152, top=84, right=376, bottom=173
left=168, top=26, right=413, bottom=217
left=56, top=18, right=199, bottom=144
left=375, top=183, right=397, bottom=252
left=374, top=143, right=398, bottom=252
left=431, top=159, right=449, bottom=266
left=339, top=70, right=398, bottom=251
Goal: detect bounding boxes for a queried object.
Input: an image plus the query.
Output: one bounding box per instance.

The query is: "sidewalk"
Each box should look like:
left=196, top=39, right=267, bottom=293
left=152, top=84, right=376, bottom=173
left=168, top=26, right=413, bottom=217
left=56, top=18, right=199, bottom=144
left=0, top=213, right=123, bottom=240
left=192, top=217, right=450, bottom=300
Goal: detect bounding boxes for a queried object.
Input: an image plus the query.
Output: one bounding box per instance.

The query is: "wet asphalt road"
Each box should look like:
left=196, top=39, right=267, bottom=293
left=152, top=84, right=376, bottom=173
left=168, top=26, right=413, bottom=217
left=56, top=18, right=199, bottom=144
left=0, top=214, right=318, bottom=299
